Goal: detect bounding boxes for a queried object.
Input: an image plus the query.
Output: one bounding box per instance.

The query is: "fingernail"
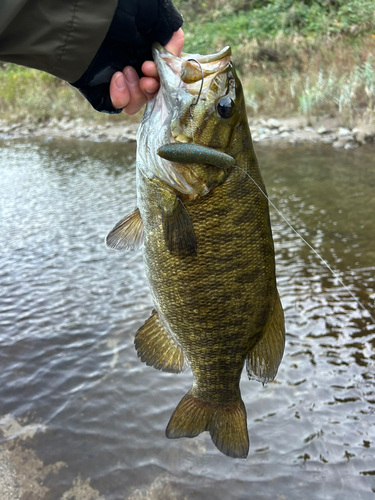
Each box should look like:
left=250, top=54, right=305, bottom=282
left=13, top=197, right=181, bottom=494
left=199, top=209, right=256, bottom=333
left=145, top=87, right=158, bottom=96
left=114, top=73, right=126, bottom=90
left=124, top=67, right=139, bottom=85
left=145, top=82, right=160, bottom=94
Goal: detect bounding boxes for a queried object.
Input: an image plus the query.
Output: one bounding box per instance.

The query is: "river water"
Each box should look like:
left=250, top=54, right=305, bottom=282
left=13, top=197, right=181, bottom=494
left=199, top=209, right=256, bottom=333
left=0, top=137, right=374, bottom=499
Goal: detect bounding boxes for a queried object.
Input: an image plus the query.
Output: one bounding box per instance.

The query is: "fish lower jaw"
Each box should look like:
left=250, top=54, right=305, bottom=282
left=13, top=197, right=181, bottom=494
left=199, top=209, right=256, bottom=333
left=173, top=134, right=192, bottom=144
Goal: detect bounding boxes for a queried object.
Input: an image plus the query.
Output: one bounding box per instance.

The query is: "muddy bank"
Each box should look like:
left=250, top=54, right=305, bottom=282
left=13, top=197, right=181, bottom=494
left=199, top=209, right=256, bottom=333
left=0, top=414, right=105, bottom=500
left=0, top=115, right=375, bottom=149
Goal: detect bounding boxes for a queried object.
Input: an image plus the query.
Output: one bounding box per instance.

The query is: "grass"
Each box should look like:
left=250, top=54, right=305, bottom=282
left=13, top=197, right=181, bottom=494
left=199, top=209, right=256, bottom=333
left=0, top=0, right=375, bottom=125
left=239, top=35, right=375, bottom=122
left=0, top=64, right=131, bottom=125
left=176, top=0, right=375, bottom=46
left=175, top=0, right=375, bottom=123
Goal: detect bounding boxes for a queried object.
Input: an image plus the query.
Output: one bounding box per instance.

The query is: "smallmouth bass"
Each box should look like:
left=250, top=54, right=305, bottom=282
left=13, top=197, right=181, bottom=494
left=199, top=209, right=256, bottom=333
left=106, top=44, right=285, bottom=458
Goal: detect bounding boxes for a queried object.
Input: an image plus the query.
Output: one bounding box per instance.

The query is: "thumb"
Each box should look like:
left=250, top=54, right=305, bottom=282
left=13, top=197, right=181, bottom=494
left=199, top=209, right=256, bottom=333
left=164, top=28, right=185, bottom=57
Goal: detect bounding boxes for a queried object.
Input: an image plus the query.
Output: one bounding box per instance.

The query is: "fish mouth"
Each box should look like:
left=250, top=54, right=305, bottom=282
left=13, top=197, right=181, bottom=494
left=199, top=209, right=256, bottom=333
left=152, top=43, right=232, bottom=102
left=152, top=42, right=231, bottom=71
left=137, top=45, right=235, bottom=196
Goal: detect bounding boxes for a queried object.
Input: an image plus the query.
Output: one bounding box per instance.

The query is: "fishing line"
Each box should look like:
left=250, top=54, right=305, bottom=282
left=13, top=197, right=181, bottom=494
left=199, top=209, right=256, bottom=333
left=234, top=165, right=375, bottom=325
left=186, top=58, right=204, bottom=143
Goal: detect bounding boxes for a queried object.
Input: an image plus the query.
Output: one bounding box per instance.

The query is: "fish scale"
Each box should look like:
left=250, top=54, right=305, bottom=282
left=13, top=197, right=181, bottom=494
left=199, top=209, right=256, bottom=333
left=140, top=158, right=276, bottom=400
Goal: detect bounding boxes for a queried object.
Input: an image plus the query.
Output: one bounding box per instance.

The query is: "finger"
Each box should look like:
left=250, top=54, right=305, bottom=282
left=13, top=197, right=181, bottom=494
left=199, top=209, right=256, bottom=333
left=141, top=29, right=185, bottom=78
left=141, top=61, right=158, bottom=79
left=139, top=77, right=159, bottom=98
left=122, top=67, right=147, bottom=115
left=109, top=71, right=131, bottom=110
left=165, top=28, right=185, bottom=57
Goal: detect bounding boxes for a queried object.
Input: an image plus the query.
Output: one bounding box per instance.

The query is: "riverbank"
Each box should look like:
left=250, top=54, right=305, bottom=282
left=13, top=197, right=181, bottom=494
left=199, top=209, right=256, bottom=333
left=1, top=114, right=374, bottom=149
left=2, top=1, right=374, bottom=125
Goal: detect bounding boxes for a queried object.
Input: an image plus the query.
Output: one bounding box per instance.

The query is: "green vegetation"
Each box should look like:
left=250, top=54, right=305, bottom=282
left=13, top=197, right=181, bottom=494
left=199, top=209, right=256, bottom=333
left=176, top=0, right=375, bottom=49
left=0, top=64, right=125, bottom=124
left=240, top=36, right=375, bottom=123
left=176, top=0, right=375, bottom=122
left=0, top=0, right=374, bottom=124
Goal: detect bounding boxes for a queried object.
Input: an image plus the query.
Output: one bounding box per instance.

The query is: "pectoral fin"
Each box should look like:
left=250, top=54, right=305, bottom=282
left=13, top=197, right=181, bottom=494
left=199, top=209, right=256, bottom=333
left=105, top=207, right=144, bottom=250
left=135, top=309, right=187, bottom=373
left=157, top=143, right=235, bottom=169
left=151, top=178, right=197, bottom=257
left=246, top=293, right=285, bottom=384
left=162, top=195, right=197, bottom=257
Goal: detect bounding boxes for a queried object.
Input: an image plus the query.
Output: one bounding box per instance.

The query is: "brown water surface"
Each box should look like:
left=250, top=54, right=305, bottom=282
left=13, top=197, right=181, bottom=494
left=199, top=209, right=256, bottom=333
left=0, top=138, right=374, bottom=499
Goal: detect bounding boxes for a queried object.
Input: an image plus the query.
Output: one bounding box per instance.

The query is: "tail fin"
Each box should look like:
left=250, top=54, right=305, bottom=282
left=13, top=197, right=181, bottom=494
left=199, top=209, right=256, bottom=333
left=166, top=391, right=249, bottom=459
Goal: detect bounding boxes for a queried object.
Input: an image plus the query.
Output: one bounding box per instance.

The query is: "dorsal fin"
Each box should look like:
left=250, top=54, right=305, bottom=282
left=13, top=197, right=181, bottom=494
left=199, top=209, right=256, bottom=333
left=135, top=310, right=188, bottom=373
left=105, top=207, right=143, bottom=250
left=246, top=293, right=285, bottom=384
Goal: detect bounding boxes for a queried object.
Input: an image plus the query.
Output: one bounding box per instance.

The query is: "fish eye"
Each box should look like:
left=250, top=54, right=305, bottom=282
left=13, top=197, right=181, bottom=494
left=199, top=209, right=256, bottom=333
left=217, top=96, right=234, bottom=119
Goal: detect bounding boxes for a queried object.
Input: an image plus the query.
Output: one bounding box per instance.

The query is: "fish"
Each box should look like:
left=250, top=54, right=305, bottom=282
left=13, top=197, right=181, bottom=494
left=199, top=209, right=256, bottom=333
left=106, top=44, right=285, bottom=459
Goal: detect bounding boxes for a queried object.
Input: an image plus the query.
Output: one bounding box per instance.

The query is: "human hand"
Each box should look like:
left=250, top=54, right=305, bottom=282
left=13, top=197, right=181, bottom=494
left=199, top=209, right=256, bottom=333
left=109, top=28, right=185, bottom=115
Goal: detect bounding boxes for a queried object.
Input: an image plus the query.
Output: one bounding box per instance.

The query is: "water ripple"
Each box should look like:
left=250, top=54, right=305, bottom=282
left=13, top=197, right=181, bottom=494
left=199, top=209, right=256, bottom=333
left=0, top=139, right=374, bottom=499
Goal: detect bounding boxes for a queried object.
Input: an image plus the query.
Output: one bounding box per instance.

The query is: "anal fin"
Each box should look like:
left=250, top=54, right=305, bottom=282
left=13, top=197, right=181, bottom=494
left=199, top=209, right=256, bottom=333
left=105, top=207, right=143, bottom=250
left=135, top=310, right=187, bottom=373
left=246, top=292, right=285, bottom=384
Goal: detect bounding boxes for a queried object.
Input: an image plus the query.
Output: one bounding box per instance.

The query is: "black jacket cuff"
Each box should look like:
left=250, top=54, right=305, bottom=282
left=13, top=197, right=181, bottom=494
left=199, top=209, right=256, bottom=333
left=71, top=0, right=183, bottom=113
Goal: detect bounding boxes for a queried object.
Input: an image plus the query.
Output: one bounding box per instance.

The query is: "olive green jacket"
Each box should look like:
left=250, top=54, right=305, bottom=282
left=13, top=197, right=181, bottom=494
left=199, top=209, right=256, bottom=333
left=0, top=0, right=117, bottom=82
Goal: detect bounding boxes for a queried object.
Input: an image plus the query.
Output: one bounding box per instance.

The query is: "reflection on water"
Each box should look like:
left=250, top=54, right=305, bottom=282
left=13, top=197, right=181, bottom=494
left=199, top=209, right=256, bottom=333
left=0, top=138, right=374, bottom=500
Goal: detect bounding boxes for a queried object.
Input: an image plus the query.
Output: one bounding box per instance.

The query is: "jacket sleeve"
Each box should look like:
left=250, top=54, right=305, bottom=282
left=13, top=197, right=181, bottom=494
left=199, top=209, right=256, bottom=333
left=0, top=0, right=118, bottom=82
left=0, top=0, right=183, bottom=113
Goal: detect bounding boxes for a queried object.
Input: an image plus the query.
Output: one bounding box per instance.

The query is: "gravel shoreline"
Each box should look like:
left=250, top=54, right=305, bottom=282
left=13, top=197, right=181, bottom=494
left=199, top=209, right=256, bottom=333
left=1, top=115, right=374, bottom=149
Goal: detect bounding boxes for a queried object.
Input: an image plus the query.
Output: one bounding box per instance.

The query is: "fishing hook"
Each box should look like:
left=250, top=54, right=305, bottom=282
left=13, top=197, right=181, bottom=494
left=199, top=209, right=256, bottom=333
left=186, top=58, right=204, bottom=120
